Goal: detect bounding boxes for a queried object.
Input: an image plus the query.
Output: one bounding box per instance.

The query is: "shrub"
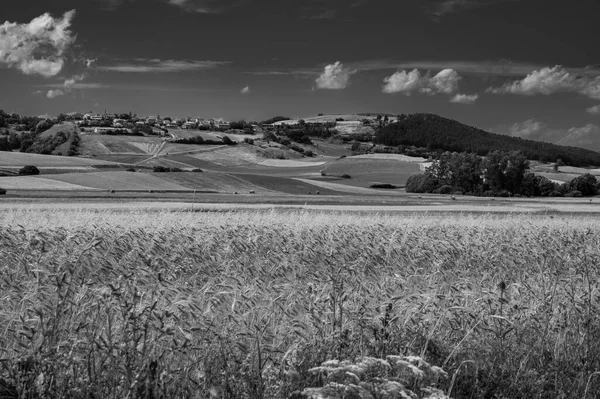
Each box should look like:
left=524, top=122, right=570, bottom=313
left=153, top=166, right=169, bottom=173
left=567, top=190, right=583, bottom=197
left=433, top=185, right=454, bottom=195
left=340, top=174, right=351, bottom=179
left=169, top=167, right=182, bottom=172
left=243, top=138, right=254, bottom=145
left=125, top=168, right=136, bottom=172
left=405, top=174, right=438, bottom=193
left=222, top=136, right=234, bottom=145
left=567, top=173, right=597, bottom=196
left=18, top=165, right=40, bottom=176
left=304, top=150, right=314, bottom=157
left=0, top=188, right=6, bottom=195
left=549, top=190, right=563, bottom=197
left=191, top=168, right=203, bottom=173
left=370, top=183, right=397, bottom=189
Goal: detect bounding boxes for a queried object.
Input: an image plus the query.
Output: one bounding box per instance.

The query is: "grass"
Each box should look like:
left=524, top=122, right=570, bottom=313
left=44, top=171, right=191, bottom=191
left=1, top=210, right=600, bottom=398
left=0, top=152, right=121, bottom=167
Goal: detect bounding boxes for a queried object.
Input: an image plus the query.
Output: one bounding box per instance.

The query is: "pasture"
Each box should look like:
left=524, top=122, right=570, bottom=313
left=1, top=208, right=600, bottom=398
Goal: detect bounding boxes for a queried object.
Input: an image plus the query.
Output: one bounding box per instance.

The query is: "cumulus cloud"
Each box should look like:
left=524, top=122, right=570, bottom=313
left=587, top=105, right=600, bottom=115
left=488, top=65, right=600, bottom=100
left=47, top=89, right=65, bottom=99
left=450, top=93, right=479, bottom=104
left=382, top=69, right=423, bottom=94
left=241, top=85, right=250, bottom=94
left=382, top=68, right=462, bottom=97
left=315, top=61, right=352, bottom=90
left=0, top=10, right=76, bottom=77
left=97, top=59, right=229, bottom=73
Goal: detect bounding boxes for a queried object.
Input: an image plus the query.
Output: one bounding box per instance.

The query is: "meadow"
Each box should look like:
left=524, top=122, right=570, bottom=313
left=1, top=209, right=600, bottom=398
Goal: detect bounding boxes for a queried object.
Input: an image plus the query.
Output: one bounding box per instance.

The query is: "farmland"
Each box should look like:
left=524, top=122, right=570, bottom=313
left=1, top=208, right=600, bottom=398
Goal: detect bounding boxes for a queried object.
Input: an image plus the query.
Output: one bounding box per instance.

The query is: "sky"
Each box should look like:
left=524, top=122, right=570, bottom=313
left=1, top=0, right=600, bottom=150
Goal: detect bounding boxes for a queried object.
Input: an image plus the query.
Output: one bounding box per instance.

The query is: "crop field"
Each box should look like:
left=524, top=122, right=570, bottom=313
left=0, top=152, right=121, bottom=167
left=1, top=209, right=600, bottom=398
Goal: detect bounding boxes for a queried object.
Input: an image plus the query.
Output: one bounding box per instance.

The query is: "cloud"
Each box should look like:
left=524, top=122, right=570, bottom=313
left=382, top=68, right=462, bottom=96
left=165, top=0, right=249, bottom=13
left=559, top=124, right=600, bottom=151
left=0, top=10, right=76, bottom=77
left=488, top=65, right=600, bottom=100
left=587, top=105, right=600, bottom=115
left=47, top=89, right=65, bottom=99
left=427, top=68, right=461, bottom=94
left=241, top=86, right=250, bottom=94
left=432, top=0, right=517, bottom=17
left=41, top=74, right=108, bottom=99
left=97, top=59, right=229, bottom=73
left=315, top=61, right=352, bottom=90
left=382, top=69, right=423, bottom=94
left=497, top=119, right=600, bottom=151
left=450, top=93, right=479, bottom=104
left=85, top=58, right=97, bottom=68
left=508, top=119, right=546, bottom=139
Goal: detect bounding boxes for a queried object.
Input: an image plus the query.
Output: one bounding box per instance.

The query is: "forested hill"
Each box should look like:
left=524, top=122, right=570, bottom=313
left=376, top=113, right=600, bottom=167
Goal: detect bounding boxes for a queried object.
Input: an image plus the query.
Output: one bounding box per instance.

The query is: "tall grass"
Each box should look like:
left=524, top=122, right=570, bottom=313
left=1, top=209, right=599, bottom=398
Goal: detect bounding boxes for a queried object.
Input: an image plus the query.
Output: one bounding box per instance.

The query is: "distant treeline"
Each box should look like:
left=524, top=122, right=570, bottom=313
left=259, top=116, right=290, bottom=125
left=172, top=136, right=236, bottom=146
left=376, top=113, right=600, bottom=167
left=407, top=151, right=600, bottom=197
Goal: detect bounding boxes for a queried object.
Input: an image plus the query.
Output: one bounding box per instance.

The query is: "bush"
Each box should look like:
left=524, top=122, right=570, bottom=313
left=567, top=190, right=583, bottom=197
left=191, top=168, right=203, bottom=173
left=0, top=188, right=6, bottom=195
left=549, top=190, right=563, bottom=197
left=370, top=183, right=397, bottom=189
left=222, top=136, right=234, bottom=145
left=243, top=138, right=254, bottom=145
left=125, top=168, right=136, bottom=172
left=304, top=150, right=314, bottom=157
left=567, top=173, right=597, bottom=196
left=169, top=167, right=182, bottom=172
left=405, top=174, right=438, bottom=193
left=19, top=165, right=40, bottom=176
left=433, top=185, right=454, bottom=195
left=153, top=166, right=169, bottom=173
left=340, top=174, right=351, bottom=179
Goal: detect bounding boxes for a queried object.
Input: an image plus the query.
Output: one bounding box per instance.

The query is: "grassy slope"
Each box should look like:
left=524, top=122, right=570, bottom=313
left=0, top=152, right=122, bottom=167
left=44, top=171, right=191, bottom=191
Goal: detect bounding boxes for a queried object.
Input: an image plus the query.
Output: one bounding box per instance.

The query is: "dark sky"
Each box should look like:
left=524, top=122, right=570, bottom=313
left=2, top=0, right=600, bottom=148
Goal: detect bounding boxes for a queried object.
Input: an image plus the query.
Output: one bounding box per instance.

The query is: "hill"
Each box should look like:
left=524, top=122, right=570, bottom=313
left=376, top=114, right=600, bottom=167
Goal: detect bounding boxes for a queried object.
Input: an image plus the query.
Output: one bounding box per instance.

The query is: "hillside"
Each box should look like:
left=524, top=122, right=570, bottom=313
left=376, top=114, right=600, bottom=167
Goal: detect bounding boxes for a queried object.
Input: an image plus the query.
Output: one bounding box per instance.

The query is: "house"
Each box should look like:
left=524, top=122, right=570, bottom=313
left=182, top=121, right=197, bottom=129
left=146, top=117, right=158, bottom=125
left=113, top=118, right=126, bottom=127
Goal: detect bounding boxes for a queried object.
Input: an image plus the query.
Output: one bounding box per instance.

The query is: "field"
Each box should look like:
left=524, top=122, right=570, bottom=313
left=1, top=208, right=600, bottom=398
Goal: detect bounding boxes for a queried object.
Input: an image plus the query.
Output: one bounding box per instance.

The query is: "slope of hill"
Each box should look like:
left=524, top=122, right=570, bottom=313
left=376, top=114, right=600, bottom=167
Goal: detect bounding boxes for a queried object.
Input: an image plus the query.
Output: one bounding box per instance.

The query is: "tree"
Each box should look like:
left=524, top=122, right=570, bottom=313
left=553, top=158, right=564, bottom=172
left=19, top=165, right=40, bottom=176
left=567, top=173, right=597, bottom=196
left=0, top=136, right=11, bottom=151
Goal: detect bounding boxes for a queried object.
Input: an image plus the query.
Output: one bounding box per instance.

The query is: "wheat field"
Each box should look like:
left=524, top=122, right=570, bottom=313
left=1, top=209, right=599, bottom=398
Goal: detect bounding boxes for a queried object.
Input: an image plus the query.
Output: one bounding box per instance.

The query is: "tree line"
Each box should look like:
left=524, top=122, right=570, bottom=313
left=407, top=151, right=599, bottom=197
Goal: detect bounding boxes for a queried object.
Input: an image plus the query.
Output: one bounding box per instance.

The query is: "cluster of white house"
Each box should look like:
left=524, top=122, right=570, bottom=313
left=76, top=113, right=231, bottom=130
